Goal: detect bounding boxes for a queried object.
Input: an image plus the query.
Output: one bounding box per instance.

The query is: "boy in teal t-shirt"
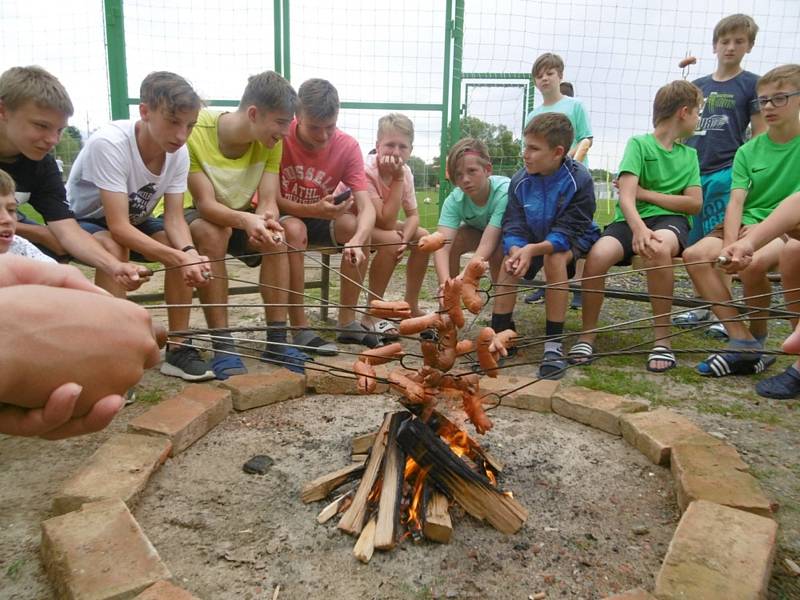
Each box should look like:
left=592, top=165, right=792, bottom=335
left=569, top=80, right=703, bottom=373
left=433, top=138, right=509, bottom=292
left=685, top=64, right=800, bottom=379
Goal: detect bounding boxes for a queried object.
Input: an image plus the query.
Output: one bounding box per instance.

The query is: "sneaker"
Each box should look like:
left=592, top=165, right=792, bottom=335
left=524, top=288, right=546, bottom=304
left=672, top=308, right=711, bottom=328
left=160, top=345, right=215, bottom=381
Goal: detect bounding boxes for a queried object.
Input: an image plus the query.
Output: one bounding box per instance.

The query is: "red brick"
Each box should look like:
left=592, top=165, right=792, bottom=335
left=478, top=375, right=558, bottom=412
left=306, top=356, right=389, bottom=395
left=128, top=384, right=231, bottom=455
left=219, top=370, right=306, bottom=411
left=619, top=408, right=716, bottom=465
left=53, top=433, right=171, bottom=515
left=552, top=386, right=649, bottom=435
left=602, top=590, right=657, bottom=600
left=41, top=499, right=170, bottom=599
left=655, top=500, right=777, bottom=600
left=671, top=442, right=772, bottom=517
left=134, top=581, right=200, bottom=599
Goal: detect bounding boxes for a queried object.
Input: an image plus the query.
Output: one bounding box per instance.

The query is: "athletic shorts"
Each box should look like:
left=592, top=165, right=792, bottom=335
left=687, top=166, right=732, bottom=245
left=706, top=222, right=788, bottom=243
left=78, top=216, right=164, bottom=263
left=184, top=208, right=266, bottom=267
left=602, top=214, right=690, bottom=265
left=522, top=249, right=579, bottom=281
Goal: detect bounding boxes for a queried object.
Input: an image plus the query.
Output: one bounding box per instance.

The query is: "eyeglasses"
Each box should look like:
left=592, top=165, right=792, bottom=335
left=751, top=91, right=800, bottom=110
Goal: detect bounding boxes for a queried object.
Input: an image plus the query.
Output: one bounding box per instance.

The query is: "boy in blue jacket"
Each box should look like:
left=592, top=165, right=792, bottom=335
left=493, top=112, right=600, bottom=379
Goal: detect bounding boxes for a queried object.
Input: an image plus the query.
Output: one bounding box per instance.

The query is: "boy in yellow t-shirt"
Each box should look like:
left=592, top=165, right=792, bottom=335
left=185, top=71, right=306, bottom=378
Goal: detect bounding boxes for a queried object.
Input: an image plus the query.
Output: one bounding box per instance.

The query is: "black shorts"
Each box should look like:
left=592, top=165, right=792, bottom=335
left=185, top=208, right=265, bottom=267
left=523, top=249, right=578, bottom=281
left=301, top=217, right=341, bottom=249
left=602, top=215, right=690, bottom=265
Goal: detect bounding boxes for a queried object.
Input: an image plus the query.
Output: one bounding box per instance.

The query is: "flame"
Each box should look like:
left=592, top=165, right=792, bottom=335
left=404, top=466, right=430, bottom=530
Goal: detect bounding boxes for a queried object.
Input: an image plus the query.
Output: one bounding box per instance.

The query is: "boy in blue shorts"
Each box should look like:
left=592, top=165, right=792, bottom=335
left=675, top=14, right=765, bottom=333
left=68, top=72, right=214, bottom=382
left=685, top=64, right=800, bottom=378
left=493, top=113, right=600, bottom=379
left=569, top=81, right=703, bottom=372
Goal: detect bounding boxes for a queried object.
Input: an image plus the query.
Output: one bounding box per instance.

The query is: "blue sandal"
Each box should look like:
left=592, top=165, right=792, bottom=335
left=260, top=345, right=308, bottom=374
left=756, top=365, right=800, bottom=399
left=211, top=353, right=248, bottom=380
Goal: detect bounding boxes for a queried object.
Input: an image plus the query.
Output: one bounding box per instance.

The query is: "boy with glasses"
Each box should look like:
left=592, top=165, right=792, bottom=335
left=683, top=64, right=800, bottom=378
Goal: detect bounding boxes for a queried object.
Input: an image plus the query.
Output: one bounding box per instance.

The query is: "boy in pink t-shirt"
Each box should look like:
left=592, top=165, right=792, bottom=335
left=359, top=114, right=428, bottom=334
left=278, top=79, right=378, bottom=351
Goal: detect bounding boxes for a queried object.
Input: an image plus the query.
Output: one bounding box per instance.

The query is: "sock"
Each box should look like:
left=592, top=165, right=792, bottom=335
left=491, top=312, right=514, bottom=333
left=544, top=321, right=565, bottom=355
left=727, top=337, right=762, bottom=361
left=789, top=364, right=800, bottom=376
left=267, top=321, right=288, bottom=352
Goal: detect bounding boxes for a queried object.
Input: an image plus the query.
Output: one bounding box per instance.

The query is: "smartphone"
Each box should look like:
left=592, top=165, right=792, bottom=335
left=332, top=188, right=352, bottom=205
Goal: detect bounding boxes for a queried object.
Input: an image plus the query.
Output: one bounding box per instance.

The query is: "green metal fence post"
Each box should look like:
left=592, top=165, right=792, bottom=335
left=448, top=0, right=464, bottom=146
left=282, top=0, right=291, bottom=81
left=438, top=0, right=454, bottom=200
left=103, top=0, right=129, bottom=120
left=273, top=0, right=282, bottom=74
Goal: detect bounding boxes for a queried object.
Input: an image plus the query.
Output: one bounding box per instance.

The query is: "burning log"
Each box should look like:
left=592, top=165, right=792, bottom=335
left=397, top=418, right=528, bottom=534
left=338, top=412, right=394, bottom=536
left=374, top=412, right=409, bottom=550
left=422, top=488, right=452, bottom=544
left=301, top=460, right=366, bottom=503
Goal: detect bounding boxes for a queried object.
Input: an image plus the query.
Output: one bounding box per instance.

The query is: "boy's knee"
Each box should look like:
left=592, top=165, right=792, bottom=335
left=282, top=219, right=307, bottom=248
left=97, top=234, right=125, bottom=258
left=194, top=222, right=231, bottom=254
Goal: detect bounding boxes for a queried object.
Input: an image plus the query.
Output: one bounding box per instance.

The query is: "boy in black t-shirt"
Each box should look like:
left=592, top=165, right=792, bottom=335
left=0, top=65, right=145, bottom=289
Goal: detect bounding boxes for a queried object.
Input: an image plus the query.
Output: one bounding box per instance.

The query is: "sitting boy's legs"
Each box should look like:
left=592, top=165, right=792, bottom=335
left=539, top=250, right=573, bottom=379
left=642, top=228, right=680, bottom=371
left=448, top=225, right=482, bottom=277
left=402, top=226, right=429, bottom=316
left=736, top=236, right=784, bottom=341
left=756, top=239, right=800, bottom=399
left=570, top=235, right=625, bottom=361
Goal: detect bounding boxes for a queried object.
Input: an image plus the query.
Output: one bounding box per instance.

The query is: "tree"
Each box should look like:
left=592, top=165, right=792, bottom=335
left=54, top=126, right=83, bottom=177
left=459, top=116, right=523, bottom=178
left=406, top=155, right=437, bottom=189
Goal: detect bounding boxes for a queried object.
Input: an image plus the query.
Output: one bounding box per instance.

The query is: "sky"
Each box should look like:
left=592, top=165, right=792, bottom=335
left=2, top=0, right=799, bottom=172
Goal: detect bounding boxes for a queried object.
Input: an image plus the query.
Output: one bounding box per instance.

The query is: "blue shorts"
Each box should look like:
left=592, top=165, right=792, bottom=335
left=78, top=216, right=165, bottom=262
left=687, top=166, right=732, bottom=245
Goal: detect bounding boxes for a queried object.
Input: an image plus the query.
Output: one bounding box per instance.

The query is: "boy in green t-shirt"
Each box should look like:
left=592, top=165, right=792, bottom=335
left=433, top=138, right=509, bottom=294
left=569, top=80, right=703, bottom=373
left=185, top=71, right=306, bottom=378
left=685, top=64, right=800, bottom=378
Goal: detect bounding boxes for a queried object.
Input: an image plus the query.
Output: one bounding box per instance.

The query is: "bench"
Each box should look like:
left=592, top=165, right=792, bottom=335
left=128, top=248, right=336, bottom=321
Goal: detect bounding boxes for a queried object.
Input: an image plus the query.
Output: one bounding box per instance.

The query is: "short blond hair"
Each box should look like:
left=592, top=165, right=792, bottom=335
left=758, top=64, right=800, bottom=92
left=531, top=53, right=565, bottom=79
left=446, top=138, right=491, bottom=184
left=0, top=66, right=73, bottom=116
left=377, top=113, right=414, bottom=145
left=140, top=71, right=203, bottom=117
left=0, top=170, right=16, bottom=196
left=713, top=14, right=758, bottom=46
left=652, top=80, right=703, bottom=127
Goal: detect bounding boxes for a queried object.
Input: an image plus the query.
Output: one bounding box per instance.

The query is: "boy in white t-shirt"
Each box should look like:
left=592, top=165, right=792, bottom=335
left=0, top=169, right=55, bottom=263
left=68, top=72, right=214, bottom=382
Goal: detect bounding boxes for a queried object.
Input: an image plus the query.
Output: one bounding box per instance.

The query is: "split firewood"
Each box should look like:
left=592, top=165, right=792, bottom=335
left=374, top=412, right=409, bottom=550
left=316, top=491, right=354, bottom=524
left=350, top=453, right=368, bottom=462
left=338, top=413, right=393, bottom=535
left=353, top=515, right=377, bottom=563
left=397, top=418, right=527, bottom=534
left=351, top=431, right=378, bottom=455
left=423, top=489, right=452, bottom=544
left=301, top=460, right=366, bottom=503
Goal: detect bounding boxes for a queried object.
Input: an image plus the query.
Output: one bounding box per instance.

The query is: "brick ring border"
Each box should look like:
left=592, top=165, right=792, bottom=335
left=39, top=369, right=778, bottom=599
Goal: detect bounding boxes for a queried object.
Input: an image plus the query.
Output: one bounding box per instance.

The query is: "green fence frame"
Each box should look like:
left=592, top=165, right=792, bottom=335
left=102, top=0, right=526, bottom=203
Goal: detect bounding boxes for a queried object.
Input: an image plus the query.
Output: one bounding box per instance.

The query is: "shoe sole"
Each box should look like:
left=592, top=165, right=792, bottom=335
left=160, top=362, right=216, bottom=382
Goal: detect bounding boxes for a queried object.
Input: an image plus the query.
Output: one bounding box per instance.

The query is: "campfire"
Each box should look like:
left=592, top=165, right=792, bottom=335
left=301, top=249, right=529, bottom=562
